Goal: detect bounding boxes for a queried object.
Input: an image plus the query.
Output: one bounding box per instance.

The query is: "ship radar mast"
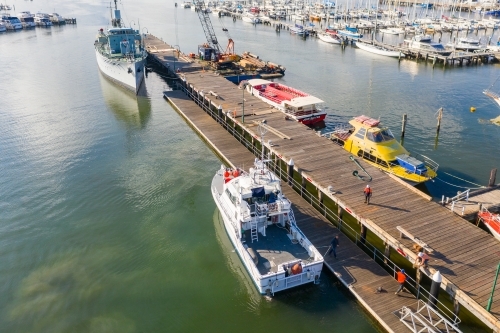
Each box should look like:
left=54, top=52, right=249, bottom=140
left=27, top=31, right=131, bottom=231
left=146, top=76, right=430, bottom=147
left=111, top=0, right=121, bottom=28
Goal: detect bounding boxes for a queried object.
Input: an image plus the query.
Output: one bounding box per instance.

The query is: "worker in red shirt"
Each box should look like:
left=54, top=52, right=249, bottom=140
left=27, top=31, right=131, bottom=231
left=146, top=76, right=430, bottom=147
left=364, top=185, right=372, bottom=204
left=395, top=269, right=406, bottom=295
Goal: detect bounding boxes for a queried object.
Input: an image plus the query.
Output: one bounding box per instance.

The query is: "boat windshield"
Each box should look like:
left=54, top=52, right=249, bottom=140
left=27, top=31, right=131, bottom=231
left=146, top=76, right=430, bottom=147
left=366, top=128, right=394, bottom=142
left=431, top=43, right=446, bottom=50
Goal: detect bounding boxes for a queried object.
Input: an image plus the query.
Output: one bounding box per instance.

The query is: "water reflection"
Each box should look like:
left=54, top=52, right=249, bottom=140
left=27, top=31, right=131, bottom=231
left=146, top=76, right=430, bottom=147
left=212, top=210, right=263, bottom=311
left=98, top=72, right=151, bottom=129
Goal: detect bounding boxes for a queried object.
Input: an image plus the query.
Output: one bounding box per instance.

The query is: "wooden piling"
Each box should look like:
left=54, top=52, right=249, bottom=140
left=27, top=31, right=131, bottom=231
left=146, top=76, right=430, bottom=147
left=401, top=113, right=407, bottom=138
left=436, top=107, right=443, bottom=134
left=489, top=169, right=497, bottom=187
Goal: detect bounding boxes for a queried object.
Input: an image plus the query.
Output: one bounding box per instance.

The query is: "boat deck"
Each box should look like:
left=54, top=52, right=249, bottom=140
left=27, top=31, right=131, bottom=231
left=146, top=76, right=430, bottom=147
left=243, top=224, right=311, bottom=275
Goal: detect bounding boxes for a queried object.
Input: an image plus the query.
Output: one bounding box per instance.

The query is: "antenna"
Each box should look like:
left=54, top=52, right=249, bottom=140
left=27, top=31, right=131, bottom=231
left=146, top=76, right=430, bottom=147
left=258, top=123, right=267, bottom=162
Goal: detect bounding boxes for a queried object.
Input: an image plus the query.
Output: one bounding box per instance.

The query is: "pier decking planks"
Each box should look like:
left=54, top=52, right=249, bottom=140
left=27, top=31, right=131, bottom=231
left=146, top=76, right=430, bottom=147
left=445, top=185, right=500, bottom=219
left=164, top=90, right=414, bottom=333
left=177, top=70, right=500, bottom=329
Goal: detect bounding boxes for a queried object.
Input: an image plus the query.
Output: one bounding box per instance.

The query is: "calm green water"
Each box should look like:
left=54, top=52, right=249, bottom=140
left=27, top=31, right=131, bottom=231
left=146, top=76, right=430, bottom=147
left=0, top=0, right=498, bottom=332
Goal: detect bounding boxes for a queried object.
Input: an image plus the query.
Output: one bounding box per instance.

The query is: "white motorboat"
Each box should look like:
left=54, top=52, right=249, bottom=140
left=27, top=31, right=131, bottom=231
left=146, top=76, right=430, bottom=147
left=356, top=39, right=404, bottom=58
left=1, top=15, right=22, bottom=30
left=318, top=32, right=342, bottom=44
left=290, top=23, right=309, bottom=35
left=404, top=35, right=452, bottom=56
left=49, top=13, right=65, bottom=24
left=379, top=27, right=404, bottom=34
left=17, top=11, right=35, bottom=28
left=94, top=0, right=147, bottom=94
left=337, top=26, right=363, bottom=39
left=447, top=37, right=486, bottom=52
left=34, top=12, right=52, bottom=26
left=245, top=79, right=326, bottom=125
left=242, top=13, right=258, bottom=23
left=181, top=1, right=191, bottom=8
left=211, top=142, right=324, bottom=295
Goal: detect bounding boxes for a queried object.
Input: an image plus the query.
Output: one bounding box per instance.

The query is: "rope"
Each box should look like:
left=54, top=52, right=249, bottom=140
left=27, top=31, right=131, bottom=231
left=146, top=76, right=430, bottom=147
left=435, top=176, right=484, bottom=190
left=441, top=171, right=484, bottom=187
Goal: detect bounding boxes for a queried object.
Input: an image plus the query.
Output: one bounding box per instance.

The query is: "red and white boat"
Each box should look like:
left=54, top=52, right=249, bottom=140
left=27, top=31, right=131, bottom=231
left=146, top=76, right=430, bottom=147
left=478, top=208, right=500, bottom=241
left=244, top=79, right=326, bottom=125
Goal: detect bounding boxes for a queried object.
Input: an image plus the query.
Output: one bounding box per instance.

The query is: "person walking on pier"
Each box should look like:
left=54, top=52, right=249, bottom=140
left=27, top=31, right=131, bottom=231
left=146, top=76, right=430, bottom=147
left=364, top=185, right=372, bottom=204
left=328, top=235, right=339, bottom=258
left=395, top=269, right=407, bottom=295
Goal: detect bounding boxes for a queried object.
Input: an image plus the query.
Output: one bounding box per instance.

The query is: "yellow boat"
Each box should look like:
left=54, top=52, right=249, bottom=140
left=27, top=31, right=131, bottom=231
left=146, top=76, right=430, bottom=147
left=328, top=115, right=438, bottom=184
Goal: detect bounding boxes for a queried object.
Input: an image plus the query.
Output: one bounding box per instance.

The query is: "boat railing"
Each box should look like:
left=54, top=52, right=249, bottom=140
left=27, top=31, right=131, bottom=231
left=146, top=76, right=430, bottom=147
left=412, top=152, right=439, bottom=173
left=255, top=202, right=268, bottom=216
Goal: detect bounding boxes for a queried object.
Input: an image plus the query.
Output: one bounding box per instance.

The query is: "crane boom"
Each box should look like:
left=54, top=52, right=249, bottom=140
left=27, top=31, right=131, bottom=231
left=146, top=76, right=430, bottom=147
left=192, top=0, right=222, bottom=54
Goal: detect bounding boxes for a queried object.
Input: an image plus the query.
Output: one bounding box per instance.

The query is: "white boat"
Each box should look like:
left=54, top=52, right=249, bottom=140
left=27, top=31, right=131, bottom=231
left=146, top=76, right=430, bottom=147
left=211, top=145, right=324, bottom=295
left=49, top=13, right=65, bottom=24
left=242, top=13, right=258, bottom=23
left=0, top=22, right=6, bottom=32
left=356, top=39, right=404, bottom=58
left=1, top=15, right=22, bottom=30
left=245, top=79, right=326, bottom=125
left=404, top=36, right=452, bottom=56
left=181, top=1, right=192, bottom=8
left=34, top=16, right=52, bottom=26
left=318, top=32, right=342, bottom=44
left=290, top=23, right=309, bottom=35
left=17, top=11, right=35, bottom=28
left=447, top=37, right=486, bottom=52
left=94, top=0, right=147, bottom=95
left=337, top=26, right=363, bottom=39
left=379, top=27, right=404, bottom=34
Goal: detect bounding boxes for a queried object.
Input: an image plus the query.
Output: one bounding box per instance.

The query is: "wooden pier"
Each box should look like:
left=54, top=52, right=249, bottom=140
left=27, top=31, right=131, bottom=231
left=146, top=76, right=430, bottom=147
left=445, top=185, right=500, bottom=220
left=164, top=90, right=427, bottom=333
left=147, top=35, right=500, bottom=332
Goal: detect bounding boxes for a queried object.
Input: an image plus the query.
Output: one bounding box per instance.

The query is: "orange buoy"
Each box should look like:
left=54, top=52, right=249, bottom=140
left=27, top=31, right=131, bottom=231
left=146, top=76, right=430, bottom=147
left=224, top=170, right=230, bottom=178
left=291, top=263, right=302, bottom=275
left=232, top=169, right=240, bottom=177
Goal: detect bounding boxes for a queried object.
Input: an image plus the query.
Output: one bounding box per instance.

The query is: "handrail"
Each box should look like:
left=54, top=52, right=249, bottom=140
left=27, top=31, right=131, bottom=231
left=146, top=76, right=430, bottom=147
left=174, top=83, right=461, bottom=325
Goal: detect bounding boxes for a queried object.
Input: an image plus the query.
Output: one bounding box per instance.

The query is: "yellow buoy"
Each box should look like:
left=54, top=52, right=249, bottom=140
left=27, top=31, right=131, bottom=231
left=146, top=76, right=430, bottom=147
left=470, top=107, right=476, bottom=112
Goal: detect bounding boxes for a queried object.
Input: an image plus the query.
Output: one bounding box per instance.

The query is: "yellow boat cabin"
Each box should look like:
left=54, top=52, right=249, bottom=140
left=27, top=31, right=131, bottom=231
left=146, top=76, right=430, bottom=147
left=328, top=115, right=438, bottom=184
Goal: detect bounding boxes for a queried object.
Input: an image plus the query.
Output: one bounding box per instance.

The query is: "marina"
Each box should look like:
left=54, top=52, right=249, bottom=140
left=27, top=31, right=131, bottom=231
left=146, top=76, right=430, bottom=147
left=2, top=0, right=500, bottom=332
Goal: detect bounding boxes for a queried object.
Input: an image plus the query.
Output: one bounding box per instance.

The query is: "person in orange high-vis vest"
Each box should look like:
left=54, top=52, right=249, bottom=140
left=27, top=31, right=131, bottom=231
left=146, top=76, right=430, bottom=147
left=363, top=185, right=372, bottom=204
left=395, top=269, right=406, bottom=294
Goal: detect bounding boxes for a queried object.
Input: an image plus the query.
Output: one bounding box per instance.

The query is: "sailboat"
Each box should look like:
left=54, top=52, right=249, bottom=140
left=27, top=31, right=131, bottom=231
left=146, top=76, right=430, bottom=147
left=355, top=1, right=404, bottom=58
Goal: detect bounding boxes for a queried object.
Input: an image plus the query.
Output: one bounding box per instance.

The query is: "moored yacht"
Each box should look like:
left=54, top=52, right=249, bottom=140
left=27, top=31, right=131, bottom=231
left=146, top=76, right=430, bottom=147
left=245, top=79, right=326, bottom=125
left=318, top=31, right=342, bottom=44
left=356, top=39, right=403, bottom=58
left=17, top=11, right=35, bottom=28
left=94, top=0, right=147, bottom=94
left=1, top=15, right=22, bottom=30
left=211, top=143, right=324, bottom=295
left=446, top=37, right=486, bottom=52
left=404, top=35, right=451, bottom=56
left=325, top=115, right=438, bottom=184
left=49, top=13, right=65, bottom=24
left=34, top=12, right=52, bottom=26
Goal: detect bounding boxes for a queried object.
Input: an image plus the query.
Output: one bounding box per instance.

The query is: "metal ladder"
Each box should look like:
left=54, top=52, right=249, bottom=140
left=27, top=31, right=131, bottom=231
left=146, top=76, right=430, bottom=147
left=250, top=220, right=258, bottom=243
